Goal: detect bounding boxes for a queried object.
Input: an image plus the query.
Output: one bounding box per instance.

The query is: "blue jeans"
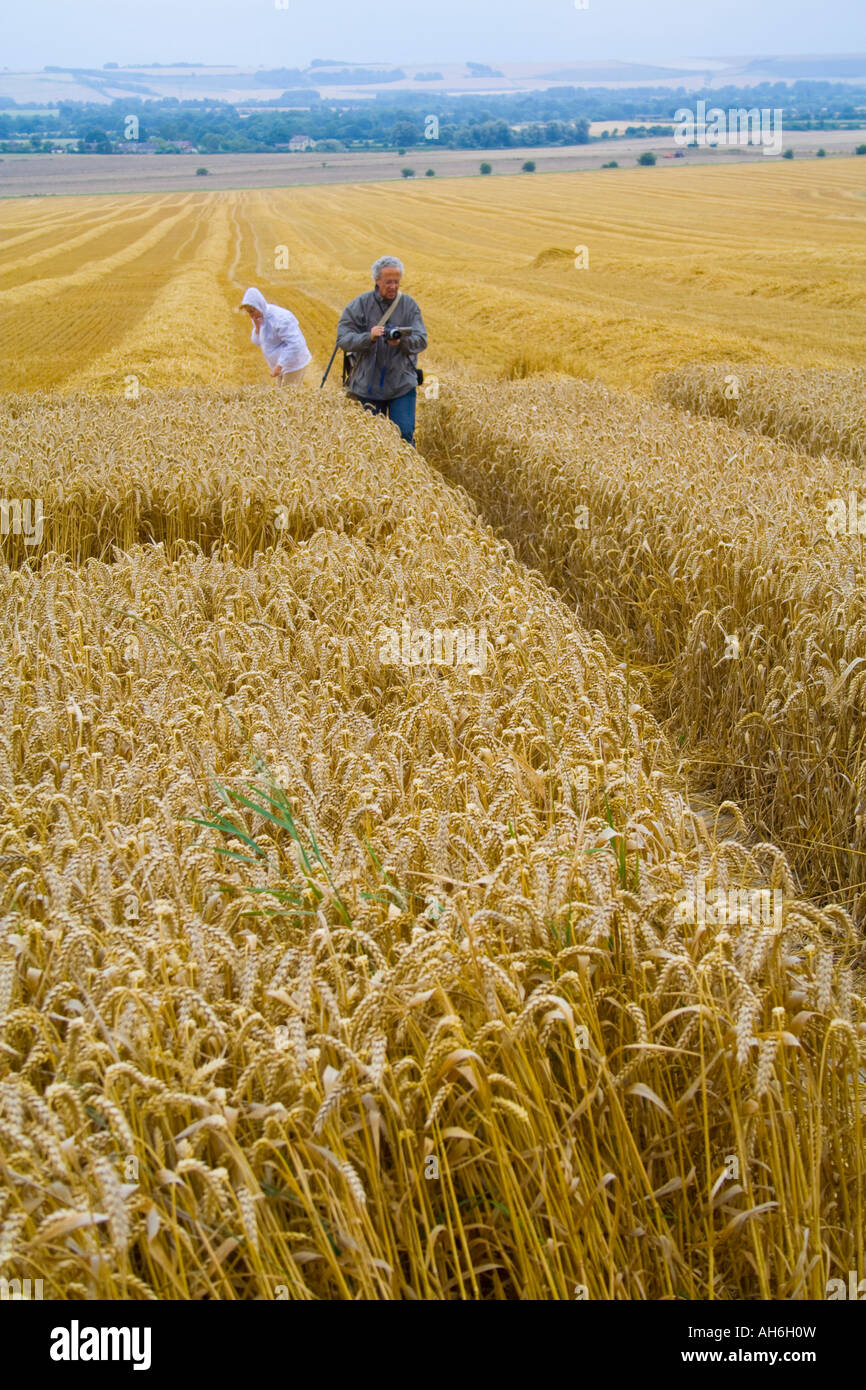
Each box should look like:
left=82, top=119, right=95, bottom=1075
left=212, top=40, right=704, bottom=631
left=355, top=388, right=417, bottom=446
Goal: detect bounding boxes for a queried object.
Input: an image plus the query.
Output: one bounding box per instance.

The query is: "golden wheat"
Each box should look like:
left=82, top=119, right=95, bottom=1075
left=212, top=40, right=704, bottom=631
left=0, top=387, right=862, bottom=1299
left=3, top=154, right=866, bottom=1300
left=423, top=372, right=866, bottom=921
left=656, top=364, right=866, bottom=464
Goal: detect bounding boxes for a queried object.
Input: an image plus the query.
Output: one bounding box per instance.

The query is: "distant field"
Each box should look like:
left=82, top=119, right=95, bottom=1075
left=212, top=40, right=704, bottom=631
left=2, top=156, right=865, bottom=394
left=1, top=128, right=865, bottom=197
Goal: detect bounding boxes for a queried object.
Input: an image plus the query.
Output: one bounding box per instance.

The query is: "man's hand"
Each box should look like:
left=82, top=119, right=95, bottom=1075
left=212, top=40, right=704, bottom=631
left=271, top=365, right=283, bottom=377
left=370, top=325, right=386, bottom=340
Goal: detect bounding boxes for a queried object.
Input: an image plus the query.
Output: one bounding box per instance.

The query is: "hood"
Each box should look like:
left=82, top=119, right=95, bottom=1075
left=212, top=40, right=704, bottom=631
left=241, top=287, right=268, bottom=314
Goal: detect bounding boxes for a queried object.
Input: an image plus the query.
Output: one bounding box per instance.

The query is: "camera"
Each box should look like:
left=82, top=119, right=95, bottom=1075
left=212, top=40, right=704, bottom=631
left=385, top=326, right=405, bottom=342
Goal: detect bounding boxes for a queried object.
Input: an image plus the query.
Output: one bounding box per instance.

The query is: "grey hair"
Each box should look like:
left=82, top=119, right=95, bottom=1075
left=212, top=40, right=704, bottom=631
left=372, top=255, right=404, bottom=282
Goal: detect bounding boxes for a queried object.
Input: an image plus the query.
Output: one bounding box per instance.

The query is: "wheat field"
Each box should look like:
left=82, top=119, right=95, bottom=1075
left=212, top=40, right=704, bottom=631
left=1, top=160, right=866, bottom=1300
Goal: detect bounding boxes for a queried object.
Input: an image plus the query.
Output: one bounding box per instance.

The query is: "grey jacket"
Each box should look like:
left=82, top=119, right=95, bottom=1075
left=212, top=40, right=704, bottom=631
left=336, top=289, right=427, bottom=401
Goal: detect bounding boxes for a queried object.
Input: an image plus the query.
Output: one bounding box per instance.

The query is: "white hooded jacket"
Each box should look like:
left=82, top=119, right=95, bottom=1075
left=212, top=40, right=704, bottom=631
left=242, top=287, right=312, bottom=374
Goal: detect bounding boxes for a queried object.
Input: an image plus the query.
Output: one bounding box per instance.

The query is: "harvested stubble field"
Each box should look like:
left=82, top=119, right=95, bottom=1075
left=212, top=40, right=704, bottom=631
left=2, top=160, right=866, bottom=1301
left=2, top=157, right=866, bottom=394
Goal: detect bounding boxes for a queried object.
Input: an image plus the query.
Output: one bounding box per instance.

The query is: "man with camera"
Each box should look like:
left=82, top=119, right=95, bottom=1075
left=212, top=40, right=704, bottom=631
left=336, top=256, right=427, bottom=446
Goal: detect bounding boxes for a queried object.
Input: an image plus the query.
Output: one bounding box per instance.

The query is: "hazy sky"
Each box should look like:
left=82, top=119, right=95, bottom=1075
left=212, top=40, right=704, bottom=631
left=5, top=0, right=865, bottom=70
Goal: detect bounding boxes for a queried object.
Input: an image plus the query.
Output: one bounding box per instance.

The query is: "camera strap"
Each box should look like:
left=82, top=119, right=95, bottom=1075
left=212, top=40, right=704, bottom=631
left=375, top=290, right=404, bottom=394
left=376, top=290, right=403, bottom=329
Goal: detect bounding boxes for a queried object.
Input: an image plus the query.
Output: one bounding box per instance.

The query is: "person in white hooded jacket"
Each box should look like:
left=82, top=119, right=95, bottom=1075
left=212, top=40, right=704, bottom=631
left=240, top=287, right=312, bottom=386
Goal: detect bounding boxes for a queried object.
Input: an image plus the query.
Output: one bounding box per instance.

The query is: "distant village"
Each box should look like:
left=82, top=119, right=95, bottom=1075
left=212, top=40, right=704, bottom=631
left=1, top=75, right=863, bottom=158
left=0, top=129, right=317, bottom=155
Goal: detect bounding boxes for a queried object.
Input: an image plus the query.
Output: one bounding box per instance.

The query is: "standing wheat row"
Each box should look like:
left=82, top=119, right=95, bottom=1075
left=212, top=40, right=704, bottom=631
left=655, top=364, right=866, bottom=464
left=423, top=372, right=866, bottom=920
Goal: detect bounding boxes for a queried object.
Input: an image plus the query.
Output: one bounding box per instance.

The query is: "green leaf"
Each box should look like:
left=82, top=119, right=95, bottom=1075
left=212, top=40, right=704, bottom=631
left=213, top=847, right=265, bottom=866
left=185, top=814, right=266, bottom=857
left=218, top=783, right=301, bottom=839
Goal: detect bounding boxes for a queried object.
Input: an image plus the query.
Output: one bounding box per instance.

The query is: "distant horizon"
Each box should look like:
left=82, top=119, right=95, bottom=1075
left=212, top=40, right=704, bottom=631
left=6, top=49, right=866, bottom=71
left=5, top=48, right=866, bottom=109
